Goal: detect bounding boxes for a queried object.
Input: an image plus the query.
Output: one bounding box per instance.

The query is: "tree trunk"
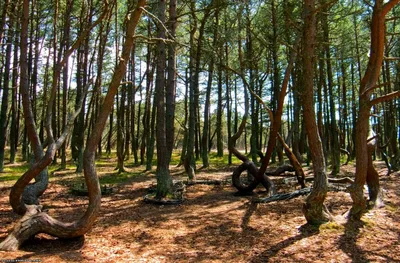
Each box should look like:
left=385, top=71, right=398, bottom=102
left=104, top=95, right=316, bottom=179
left=201, top=43, right=215, bottom=168
left=155, top=0, right=173, bottom=198
left=0, top=3, right=15, bottom=171
left=349, top=0, right=400, bottom=220
left=9, top=20, right=19, bottom=164
left=166, top=0, right=177, bottom=162
left=301, top=0, right=331, bottom=224
left=321, top=1, right=340, bottom=175
left=141, top=34, right=153, bottom=165
left=61, top=0, right=73, bottom=170
left=116, top=84, right=126, bottom=173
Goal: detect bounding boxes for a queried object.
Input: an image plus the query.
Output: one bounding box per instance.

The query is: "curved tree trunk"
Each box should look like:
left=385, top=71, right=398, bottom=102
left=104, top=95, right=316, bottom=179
left=0, top=1, right=145, bottom=251
left=366, top=138, right=383, bottom=207
left=349, top=0, right=400, bottom=220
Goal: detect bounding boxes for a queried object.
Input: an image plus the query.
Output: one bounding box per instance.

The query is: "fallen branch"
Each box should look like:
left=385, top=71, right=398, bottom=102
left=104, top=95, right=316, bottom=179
left=186, top=179, right=230, bottom=186
left=253, top=188, right=312, bottom=203
left=265, top=165, right=295, bottom=176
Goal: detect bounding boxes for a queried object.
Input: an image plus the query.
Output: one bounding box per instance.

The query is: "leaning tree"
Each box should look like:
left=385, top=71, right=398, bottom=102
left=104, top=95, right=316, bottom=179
left=0, top=0, right=146, bottom=251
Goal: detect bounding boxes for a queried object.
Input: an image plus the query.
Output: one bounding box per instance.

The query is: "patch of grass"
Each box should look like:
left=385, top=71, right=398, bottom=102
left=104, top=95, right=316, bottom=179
left=170, top=152, right=181, bottom=165
left=208, top=152, right=242, bottom=167
left=0, top=163, right=30, bottom=181
left=319, top=222, right=345, bottom=232
left=361, top=216, right=376, bottom=228
left=99, top=171, right=143, bottom=185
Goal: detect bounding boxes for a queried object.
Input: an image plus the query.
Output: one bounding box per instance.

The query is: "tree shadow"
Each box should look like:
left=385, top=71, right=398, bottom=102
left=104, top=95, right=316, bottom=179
left=241, top=201, right=258, bottom=231
left=11, top=236, right=85, bottom=262
left=338, top=219, right=370, bottom=262
left=250, top=223, right=320, bottom=262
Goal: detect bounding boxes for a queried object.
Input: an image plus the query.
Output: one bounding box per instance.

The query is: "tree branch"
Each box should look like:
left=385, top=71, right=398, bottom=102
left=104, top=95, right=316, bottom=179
left=382, top=0, right=400, bottom=17
left=361, top=82, right=391, bottom=96
left=370, top=90, right=400, bottom=106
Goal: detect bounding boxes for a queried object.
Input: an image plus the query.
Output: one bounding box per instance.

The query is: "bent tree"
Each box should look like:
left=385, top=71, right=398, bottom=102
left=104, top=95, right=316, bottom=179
left=349, top=0, right=400, bottom=220
left=0, top=0, right=146, bottom=251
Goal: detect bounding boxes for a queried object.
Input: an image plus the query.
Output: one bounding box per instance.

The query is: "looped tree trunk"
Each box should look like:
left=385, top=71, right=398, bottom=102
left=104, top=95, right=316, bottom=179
left=232, top=161, right=275, bottom=195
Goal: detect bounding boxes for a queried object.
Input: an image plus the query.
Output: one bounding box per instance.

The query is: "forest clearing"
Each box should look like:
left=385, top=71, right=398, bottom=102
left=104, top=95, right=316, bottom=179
left=1, top=0, right=400, bottom=261
left=1, top=156, right=399, bottom=262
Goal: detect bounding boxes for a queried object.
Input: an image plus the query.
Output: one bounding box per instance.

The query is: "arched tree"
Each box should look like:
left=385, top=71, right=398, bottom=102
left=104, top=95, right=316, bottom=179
left=0, top=0, right=146, bottom=251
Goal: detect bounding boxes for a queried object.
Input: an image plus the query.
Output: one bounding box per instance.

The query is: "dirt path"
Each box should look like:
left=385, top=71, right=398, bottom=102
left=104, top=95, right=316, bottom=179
left=1, top=164, right=399, bottom=262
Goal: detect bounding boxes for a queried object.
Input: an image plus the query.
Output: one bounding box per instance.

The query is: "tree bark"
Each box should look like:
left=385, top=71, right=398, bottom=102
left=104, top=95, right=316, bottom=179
left=301, top=0, right=331, bottom=224
left=155, top=0, right=173, bottom=198
left=166, top=0, right=177, bottom=162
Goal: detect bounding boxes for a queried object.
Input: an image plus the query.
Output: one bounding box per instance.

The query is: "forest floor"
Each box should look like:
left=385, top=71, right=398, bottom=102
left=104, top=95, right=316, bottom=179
left=0, top=158, right=399, bottom=263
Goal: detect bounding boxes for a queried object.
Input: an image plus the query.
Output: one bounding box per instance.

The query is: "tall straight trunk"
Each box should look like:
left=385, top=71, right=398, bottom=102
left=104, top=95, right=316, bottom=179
left=292, top=63, right=303, bottom=163
left=61, top=0, right=73, bottom=169
left=340, top=51, right=349, bottom=153
left=130, top=48, right=139, bottom=165
left=321, top=3, right=340, bottom=175
left=201, top=42, right=215, bottom=167
left=185, top=10, right=196, bottom=179
left=93, top=9, right=112, bottom=157
left=350, top=62, right=357, bottom=159
left=245, top=3, right=258, bottom=164
left=106, top=108, right=113, bottom=155
left=166, top=0, right=177, bottom=162
left=383, top=58, right=397, bottom=159
left=189, top=3, right=212, bottom=168
left=31, top=1, right=40, bottom=126
left=271, top=0, right=284, bottom=165
left=351, top=0, right=362, bottom=159
left=125, top=46, right=134, bottom=162
left=141, top=36, right=153, bottom=165
left=301, top=0, right=330, bottom=224
left=179, top=68, right=189, bottom=166
left=186, top=1, right=212, bottom=179
left=0, top=0, right=10, bottom=45
left=225, top=17, right=232, bottom=165
left=116, top=84, right=126, bottom=173
left=146, top=87, right=156, bottom=171
left=215, top=7, right=223, bottom=158
left=0, top=4, right=15, bottom=172
left=134, top=81, right=141, bottom=165
left=317, top=56, right=327, bottom=158
left=10, top=23, right=19, bottom=164
left=72, top=3, right=91, bottom=172
left=154, top=0, right=173, bottom=198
